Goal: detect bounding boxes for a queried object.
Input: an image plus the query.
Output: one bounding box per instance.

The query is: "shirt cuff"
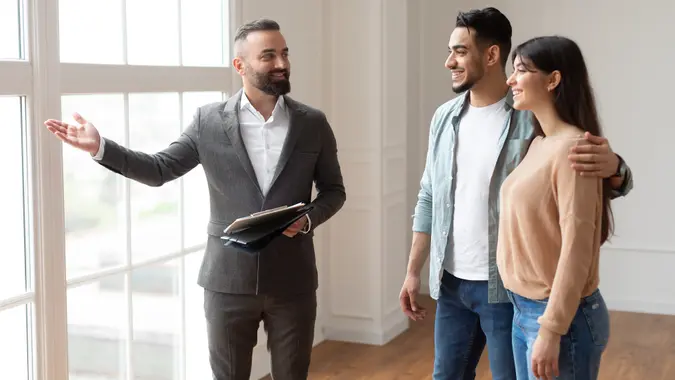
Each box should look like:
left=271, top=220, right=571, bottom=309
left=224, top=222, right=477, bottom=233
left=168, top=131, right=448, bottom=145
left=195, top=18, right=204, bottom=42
left=91, top=137, right=106, bottom=161
left=299, top=215, right=312, bottom=234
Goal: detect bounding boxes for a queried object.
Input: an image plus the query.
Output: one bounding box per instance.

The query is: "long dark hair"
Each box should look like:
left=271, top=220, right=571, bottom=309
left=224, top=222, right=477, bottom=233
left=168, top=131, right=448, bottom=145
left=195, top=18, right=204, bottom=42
left=512, top=36, right=614, bottom=244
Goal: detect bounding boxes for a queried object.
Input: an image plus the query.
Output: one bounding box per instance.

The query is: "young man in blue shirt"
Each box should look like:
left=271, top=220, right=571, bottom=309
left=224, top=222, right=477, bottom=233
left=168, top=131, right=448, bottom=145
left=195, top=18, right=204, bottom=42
left=399, top=7, right=632, bottom=380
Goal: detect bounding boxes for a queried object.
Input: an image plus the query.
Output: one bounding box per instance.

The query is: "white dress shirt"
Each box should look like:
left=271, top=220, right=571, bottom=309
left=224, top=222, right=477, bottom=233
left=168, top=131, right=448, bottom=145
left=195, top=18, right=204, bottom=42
left=92, top=92, right=311, bottom=232
left=238, top=92, right=289, bottom=196
left=238, top=93, right=311, bottom=231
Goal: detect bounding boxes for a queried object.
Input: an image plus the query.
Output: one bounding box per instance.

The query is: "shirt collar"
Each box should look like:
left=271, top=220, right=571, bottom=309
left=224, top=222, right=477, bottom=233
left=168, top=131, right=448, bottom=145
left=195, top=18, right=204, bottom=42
left=455, top=88, right=514, bottom=113
left=240, top=91, right=286, bottom=112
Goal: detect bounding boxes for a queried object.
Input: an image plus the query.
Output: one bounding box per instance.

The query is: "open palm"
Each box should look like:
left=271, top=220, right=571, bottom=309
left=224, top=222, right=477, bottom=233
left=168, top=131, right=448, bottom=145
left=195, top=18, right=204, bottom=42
left=44, top=112, right=101, bottom=155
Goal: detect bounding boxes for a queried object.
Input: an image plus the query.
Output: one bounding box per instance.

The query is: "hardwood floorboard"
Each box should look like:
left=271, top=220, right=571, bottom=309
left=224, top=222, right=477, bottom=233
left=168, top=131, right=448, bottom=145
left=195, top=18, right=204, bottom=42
left=261, top=295, right=675, bottom=379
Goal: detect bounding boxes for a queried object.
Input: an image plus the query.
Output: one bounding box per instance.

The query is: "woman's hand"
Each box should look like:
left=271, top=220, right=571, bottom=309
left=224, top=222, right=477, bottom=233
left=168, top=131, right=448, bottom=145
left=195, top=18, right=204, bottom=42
left=531, top=330, right=561, bottom=380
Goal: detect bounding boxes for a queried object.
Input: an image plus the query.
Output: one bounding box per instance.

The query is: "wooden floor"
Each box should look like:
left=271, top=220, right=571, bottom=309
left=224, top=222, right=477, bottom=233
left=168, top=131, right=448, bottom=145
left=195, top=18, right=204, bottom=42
left=264, top=295, right=675, bottom=379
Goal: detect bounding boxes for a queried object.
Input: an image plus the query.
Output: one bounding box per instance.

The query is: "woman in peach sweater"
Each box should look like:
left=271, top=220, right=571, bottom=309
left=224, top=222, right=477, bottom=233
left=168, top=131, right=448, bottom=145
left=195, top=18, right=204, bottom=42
left=497, top=36, right=614, bottom=380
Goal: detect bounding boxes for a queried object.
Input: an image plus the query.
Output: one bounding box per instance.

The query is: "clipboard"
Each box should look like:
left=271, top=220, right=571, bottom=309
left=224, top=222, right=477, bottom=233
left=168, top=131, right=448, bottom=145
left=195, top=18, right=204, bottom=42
left=221, top=203, right=314, bottom=253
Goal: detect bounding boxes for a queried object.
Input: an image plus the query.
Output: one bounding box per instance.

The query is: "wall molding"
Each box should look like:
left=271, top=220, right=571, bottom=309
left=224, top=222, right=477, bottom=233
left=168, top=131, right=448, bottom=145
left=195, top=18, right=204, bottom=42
left=421, top=247, right=675, bottom=317
left=602, top=245, right=675, bottom=255
left=323, top=316, right=408, bottom=346
left=604, top=298, right=675, bottom=316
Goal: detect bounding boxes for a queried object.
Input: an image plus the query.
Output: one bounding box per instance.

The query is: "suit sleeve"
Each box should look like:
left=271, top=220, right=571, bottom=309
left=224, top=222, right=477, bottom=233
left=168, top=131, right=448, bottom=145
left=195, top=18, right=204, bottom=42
left=306, top=113, right=346, bottom=230
left=96, top=108, right=202, bottom=187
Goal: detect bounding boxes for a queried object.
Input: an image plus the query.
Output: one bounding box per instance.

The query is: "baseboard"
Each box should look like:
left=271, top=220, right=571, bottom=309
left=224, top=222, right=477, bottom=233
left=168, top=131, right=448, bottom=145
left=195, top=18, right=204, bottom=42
left=417, top=247, right=675, bottom=316
left=604, top=298, right=675, bottom=316
left=323, top=312, right=409, bottom=346
left=599, top=246, right=675, bottom=316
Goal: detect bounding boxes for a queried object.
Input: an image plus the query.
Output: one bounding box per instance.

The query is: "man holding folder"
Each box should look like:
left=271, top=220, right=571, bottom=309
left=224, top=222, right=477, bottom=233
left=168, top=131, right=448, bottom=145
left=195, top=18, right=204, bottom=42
left=44, top=19, right=346, bottom=380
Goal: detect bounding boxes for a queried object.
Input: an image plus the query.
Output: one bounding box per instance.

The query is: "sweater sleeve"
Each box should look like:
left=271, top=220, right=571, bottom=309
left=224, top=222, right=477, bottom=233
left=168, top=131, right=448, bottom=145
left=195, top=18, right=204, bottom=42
left=537, top=139, right=603, bottom=336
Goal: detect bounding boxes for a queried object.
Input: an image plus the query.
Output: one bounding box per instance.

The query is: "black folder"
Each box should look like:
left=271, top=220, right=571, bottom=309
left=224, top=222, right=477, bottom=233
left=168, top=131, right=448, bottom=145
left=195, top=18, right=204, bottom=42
left=220, top=203, right=314, bottom=253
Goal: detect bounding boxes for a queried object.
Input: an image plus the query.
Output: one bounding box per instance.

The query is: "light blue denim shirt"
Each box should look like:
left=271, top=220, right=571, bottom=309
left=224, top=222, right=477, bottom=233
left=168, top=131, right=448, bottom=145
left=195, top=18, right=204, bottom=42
left=412, top=90, right=633, bottom=303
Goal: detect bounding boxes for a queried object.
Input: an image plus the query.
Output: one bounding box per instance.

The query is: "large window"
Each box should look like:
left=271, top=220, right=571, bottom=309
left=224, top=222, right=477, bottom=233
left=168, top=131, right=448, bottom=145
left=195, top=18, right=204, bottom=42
left=0, top=0, right=238, bottom=379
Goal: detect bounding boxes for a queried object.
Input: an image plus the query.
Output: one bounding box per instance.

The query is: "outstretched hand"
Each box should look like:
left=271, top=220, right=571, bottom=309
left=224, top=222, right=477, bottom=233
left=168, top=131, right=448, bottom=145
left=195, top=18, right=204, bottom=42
left=567, top=132, right=619, bottom=178
left=44, top=113, right=101, bottom=155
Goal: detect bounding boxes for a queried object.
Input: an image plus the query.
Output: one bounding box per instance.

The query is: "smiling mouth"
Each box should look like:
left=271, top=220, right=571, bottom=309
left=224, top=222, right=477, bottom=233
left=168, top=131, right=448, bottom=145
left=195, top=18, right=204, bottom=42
left=451, top=71, right=464, bottom=80
left=270, top=72, right=287, bottom=80
left=512, top=89, right=523, bottom=96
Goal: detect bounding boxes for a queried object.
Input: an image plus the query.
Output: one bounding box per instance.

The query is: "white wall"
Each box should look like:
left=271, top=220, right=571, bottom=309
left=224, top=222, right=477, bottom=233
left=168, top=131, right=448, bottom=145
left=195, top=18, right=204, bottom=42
left=414, top=0, right=675, bottom=314
left=237, top=0, right=675, bottom=378
left=321, top=0, right=410, bottom=346
left=502, top=0, right=675, bottom=315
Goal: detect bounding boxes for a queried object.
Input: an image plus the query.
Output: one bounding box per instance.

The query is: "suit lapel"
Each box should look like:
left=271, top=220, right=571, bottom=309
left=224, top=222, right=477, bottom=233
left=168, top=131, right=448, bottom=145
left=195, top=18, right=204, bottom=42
left=220, top=91, right=263, bottom=196
left=268, top=96, right=306, bottom=192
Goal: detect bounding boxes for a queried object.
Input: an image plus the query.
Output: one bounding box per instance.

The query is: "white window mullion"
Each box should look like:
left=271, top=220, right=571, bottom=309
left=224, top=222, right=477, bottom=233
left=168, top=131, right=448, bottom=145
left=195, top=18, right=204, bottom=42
left=121, top=0, right=128, bottom=65
left=178, top=91, right=188, bottom=380
left=60, top=64, right=232, bottom=94
left=179, top=258, right=187, bottom=380
left=178, top=93, right=186, bottom=254
left=64, top=243, right=207, bottom=287
left=177, top=0, right=183, bottom=67
left=123, top=92, right=134, bottom=380
left=228, top=0, right=243, bottom=94
left=0, top=292, right=35, bottom=312
left=28, top=0, right=69, bottom=379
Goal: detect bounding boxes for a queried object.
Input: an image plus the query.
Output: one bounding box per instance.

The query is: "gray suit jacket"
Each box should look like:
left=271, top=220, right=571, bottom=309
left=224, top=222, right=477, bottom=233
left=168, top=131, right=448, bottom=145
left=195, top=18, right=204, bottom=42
left=97, top=89, right=346, bottom=296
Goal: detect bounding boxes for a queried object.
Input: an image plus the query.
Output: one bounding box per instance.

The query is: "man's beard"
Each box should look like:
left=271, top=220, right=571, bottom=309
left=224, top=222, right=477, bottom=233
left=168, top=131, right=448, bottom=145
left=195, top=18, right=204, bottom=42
left=450, top=63, right=483, bottom=93
left=452, top=80, right=476, bottom=93
left=252, top=69, right=291, bottom=96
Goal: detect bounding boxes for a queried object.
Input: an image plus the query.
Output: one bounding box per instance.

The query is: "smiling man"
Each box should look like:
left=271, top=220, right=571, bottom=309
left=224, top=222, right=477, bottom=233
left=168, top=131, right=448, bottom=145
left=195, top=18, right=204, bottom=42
left=398, top=7, right=633, bottom=380
left=44, top=18, right=345, bottom=380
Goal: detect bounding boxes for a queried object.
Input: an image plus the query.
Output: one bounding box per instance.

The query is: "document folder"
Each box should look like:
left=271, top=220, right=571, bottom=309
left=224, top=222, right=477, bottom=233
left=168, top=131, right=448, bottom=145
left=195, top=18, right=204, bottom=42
left=220, top=203, right=314, bottom=253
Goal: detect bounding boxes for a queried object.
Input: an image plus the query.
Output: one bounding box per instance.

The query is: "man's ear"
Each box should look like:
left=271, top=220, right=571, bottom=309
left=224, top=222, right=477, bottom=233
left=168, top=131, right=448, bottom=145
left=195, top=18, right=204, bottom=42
left=548, top=70, right=562, bottom=91
left=486, top=45, right=501, bottom=67
left=232, top=56, right=245, bottom=76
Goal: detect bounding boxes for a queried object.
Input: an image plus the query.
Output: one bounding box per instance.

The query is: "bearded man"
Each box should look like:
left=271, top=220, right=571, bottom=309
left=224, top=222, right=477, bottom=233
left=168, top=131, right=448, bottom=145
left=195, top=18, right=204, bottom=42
left=44, top=18, right=346, bottom=380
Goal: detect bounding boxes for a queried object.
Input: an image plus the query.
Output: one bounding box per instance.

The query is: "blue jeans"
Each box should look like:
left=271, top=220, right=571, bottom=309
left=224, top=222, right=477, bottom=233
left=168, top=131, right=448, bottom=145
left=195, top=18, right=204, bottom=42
left=508, top=289, right=610, bottom=380
left=433, top=271, right=517, bottom=380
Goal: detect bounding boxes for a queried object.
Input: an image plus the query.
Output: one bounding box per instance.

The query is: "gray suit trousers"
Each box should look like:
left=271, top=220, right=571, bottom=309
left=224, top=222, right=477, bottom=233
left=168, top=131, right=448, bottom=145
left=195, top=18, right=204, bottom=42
left=204, top=289, right=317, bottom=380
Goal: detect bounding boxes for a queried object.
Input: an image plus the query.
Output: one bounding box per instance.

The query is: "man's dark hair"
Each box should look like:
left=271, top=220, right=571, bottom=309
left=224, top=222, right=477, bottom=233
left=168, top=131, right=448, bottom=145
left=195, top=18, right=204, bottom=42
left=234, top=18, right=280, bottom=44
left=456, top=7, right=512, bottom=67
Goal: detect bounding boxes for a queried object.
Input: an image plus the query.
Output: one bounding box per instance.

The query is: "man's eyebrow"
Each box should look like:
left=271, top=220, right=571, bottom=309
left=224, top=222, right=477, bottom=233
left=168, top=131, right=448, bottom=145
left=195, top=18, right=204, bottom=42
left=449, top=44, right=468, bottom=51
left=260, top=47, right=289, bottom=54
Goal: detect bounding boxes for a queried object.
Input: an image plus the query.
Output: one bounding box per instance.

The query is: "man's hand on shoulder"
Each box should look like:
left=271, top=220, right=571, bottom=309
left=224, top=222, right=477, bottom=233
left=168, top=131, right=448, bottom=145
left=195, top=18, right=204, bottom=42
left=567, top=131, right=620, bottom=179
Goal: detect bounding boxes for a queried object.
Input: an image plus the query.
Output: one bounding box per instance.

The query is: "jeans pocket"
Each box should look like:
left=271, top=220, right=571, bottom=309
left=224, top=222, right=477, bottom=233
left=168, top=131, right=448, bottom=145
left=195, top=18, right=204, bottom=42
left=581, top=291, right=610, bottom=347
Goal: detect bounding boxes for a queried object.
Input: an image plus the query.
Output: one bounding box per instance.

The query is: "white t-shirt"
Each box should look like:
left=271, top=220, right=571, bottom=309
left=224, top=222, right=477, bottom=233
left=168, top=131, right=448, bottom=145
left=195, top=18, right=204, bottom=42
left=444, top=97, right=509, bottom=281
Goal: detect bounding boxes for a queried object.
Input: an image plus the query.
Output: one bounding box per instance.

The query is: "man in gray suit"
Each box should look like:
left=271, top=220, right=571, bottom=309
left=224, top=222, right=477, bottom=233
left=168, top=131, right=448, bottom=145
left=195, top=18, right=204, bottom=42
left=45, top=18, right=346, bottom=380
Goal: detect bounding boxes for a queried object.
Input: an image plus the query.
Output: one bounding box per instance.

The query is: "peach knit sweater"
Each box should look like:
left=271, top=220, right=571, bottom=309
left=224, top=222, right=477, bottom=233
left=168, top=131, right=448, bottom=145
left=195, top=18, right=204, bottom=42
left=497, top=134, right=604, bottom=336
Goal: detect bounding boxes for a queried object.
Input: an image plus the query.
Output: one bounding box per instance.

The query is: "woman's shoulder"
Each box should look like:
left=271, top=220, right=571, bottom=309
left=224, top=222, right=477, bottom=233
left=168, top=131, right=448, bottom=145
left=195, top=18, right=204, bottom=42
left=544, top=128, right=588, bottom=150
left=536, top=130, right=589, bottom=167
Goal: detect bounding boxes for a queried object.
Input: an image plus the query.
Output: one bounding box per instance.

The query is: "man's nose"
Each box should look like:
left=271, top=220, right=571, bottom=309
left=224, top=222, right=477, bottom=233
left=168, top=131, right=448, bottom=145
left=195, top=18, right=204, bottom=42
left=445, top=55, right=456, bottom=69
left=274, top=57, right=288, bottom=70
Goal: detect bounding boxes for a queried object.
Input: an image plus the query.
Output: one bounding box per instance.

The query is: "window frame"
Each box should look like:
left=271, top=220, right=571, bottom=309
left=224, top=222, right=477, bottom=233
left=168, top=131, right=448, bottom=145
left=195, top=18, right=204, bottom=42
left=0, top=0, right=243, bottom=379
